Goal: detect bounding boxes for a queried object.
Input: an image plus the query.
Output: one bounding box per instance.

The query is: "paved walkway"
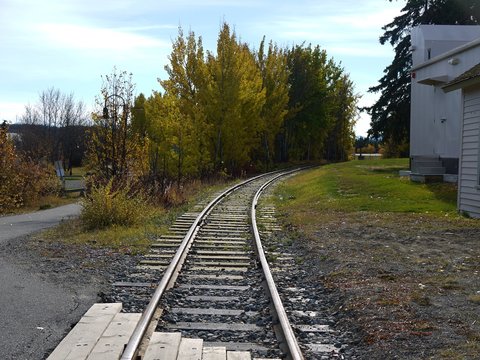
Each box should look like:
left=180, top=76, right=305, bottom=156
left=0, top=203, right=100, bottom=360
left=0, top=203, right=81, bottom=244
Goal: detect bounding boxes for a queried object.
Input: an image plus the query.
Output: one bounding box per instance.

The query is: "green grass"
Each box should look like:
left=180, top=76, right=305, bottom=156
left=276, top=158, right=457, bottom=214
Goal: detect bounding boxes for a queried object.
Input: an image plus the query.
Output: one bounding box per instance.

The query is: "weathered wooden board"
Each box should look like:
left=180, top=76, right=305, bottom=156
left=202, top=346, right=227, bottom=360
left=227, top=351, right=251, bottom=360
left=177, top=338, right=203, bottom=360
left=46, top=303, right=122, bottom=360
left=143, top=332, right=182, bottom=360
left=87, top=312, right=141, bottom=359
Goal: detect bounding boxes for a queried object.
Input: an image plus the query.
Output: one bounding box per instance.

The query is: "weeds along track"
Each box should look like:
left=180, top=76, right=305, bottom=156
left=96, top=170, right=344, bottom=360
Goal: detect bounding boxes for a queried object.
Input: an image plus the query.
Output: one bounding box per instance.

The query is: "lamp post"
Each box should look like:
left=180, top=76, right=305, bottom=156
left=102, top=93, right=128, bottom=177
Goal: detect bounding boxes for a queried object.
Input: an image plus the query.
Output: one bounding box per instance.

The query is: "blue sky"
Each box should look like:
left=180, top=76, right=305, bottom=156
left=0, top=0, right=404, bottom=135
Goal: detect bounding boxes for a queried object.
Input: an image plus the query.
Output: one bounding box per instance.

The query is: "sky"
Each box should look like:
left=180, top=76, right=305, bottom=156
left=0, top=0, right=405, bottom=136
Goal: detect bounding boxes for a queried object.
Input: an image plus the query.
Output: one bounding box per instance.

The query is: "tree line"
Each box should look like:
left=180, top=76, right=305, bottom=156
left=13, top=87, right=89, bottom=171
left=103, top=23, right=358, bottom=188
left=10, top=22, right=357, bottom=194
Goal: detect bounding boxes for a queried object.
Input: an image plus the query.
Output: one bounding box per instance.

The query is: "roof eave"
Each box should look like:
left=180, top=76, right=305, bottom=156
left=443, top=76, right=480, bottom=93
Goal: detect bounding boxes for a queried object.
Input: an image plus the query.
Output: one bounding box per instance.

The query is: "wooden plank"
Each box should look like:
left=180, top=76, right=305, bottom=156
left=203, top=346, right=227, bottom=360
left=196, top=240, right=247, bottom=245
left=87, top=313, right=142, bottom=359
left=185, top=295, right=239, bottom=302
left=462, top=148, right=480, bottom=156
left=47, top=303, right=122, bottom=360
left=188, top=261, right=250, bottom=267
left=292, top=324, right=333, bottom=333
left=171, top=307, right=256, bottom=316
left=227, top=351, right=251, bottom=360
left=139, top=259, right=171, bottom=266
left=182, top=274, right=244, bottom=280
left=306, top=343, right=339, bottom=353
left=113, top=282, right=155, bottom=287
left=204, top=342, right=268, bottom=352
left=144, top=332, right=182, bottom=360
left=144, top=254, right=175, bottom=258
left=194, top=250, right=247, bottom=255
left=463, top=122, right=479, bottom=132
left=137, top=265, right=166, bottom=270
left=166, top=322, right=261, bottom=332
left=179, top=284, right=249, bottom=291
left=177, top=338, right=203, bottom=360
left=190, top=255, right=250, bottom=261
left=187, top=266, right=249, bottom=272
left=193, top=245, right=245, bottom=250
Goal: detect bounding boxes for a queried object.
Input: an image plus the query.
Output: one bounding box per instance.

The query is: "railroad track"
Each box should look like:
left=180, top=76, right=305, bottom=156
left=48, top=169, right=344, bottom=360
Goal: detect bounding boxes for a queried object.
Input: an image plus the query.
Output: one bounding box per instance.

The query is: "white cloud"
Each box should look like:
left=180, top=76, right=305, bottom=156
left=0, top=101, right=27, bottom=122
left=36, top=23, right=170, bottom=52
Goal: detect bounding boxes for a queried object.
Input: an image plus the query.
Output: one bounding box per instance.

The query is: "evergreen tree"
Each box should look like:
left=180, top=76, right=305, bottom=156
left=283, top=44, right=334, bottom=161
left=366, top=0, right=480, bottom=152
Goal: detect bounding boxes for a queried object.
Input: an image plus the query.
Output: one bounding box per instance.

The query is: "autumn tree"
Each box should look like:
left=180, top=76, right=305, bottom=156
left=141, top=22, right=356, bottom=183
left=160, top=28, right=212, bottom=178
left=87, top=68, right=148, bottom=181
left=256, top=38, right=290, bottom=169
left=205, top=23, right=265, bottom=174
left=0, top=121, right=59, bottom=213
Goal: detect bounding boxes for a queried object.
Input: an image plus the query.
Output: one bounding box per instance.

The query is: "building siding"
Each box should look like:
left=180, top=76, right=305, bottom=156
left=459, top=85, right=480, bottom=217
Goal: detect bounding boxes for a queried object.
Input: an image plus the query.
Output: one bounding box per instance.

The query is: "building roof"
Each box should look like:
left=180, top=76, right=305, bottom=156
left=443, top=62, right=480, bottom=92
left=416, top=25, right=480, bottom=41
left=411, top=36, right=480, bottom=71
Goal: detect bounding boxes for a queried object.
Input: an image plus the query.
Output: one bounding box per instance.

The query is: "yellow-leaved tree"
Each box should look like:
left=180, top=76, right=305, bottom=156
left=205, top=22, right=265, bottom=175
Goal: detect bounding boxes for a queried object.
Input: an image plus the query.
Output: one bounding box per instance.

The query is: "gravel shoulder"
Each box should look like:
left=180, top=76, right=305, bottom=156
left=0, top=223, right=135, bottom=359
left=276, top=210, right=480, bottom=359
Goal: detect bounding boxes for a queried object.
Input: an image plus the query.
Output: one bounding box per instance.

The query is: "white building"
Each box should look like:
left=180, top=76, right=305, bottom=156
left=410, top=25, right=480, bottom=181
left=444, top=63, right=480, bottom=217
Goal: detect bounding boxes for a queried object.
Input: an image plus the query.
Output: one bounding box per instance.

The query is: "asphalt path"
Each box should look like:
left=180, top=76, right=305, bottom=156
left=0, top=203, right=81, bottom=244
left=0, top=203, right=100, bottom=359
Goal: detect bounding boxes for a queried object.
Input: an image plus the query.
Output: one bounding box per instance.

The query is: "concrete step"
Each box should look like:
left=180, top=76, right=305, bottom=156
left=410, top=174, right=444, bottom=183
left=414, top=160, right=443, bottom=167
left=443, top=174, right=458, bottom=183
left=415, top=166, right=445, bottom=175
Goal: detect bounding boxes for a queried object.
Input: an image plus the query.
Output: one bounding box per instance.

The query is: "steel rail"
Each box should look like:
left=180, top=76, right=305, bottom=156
left=121, top=171, right=281, bottom=360
left=251, top=169, right=305, bottom=360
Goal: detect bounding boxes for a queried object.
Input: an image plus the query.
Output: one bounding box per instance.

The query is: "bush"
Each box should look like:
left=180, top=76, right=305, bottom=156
left=0, top=123, right=60, bottom=214
left=80, top=179, right=150, bottom=230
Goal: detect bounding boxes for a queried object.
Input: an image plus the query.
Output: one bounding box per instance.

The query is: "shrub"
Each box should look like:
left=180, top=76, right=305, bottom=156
left=80, top=179, right=150, bottom=230
left=0, top=123, right=60, bottom=214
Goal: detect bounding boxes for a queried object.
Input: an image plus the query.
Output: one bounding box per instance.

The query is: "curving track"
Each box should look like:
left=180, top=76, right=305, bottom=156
left=49, top=169, right=344, bottom=360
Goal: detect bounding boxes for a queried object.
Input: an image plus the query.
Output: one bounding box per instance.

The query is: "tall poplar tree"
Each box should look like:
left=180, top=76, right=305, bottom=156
left=161, top=27, right=211, bottom=178
left=205, top=23, right=265, bottom=174
left=256, top=38, right=290, bottom=168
